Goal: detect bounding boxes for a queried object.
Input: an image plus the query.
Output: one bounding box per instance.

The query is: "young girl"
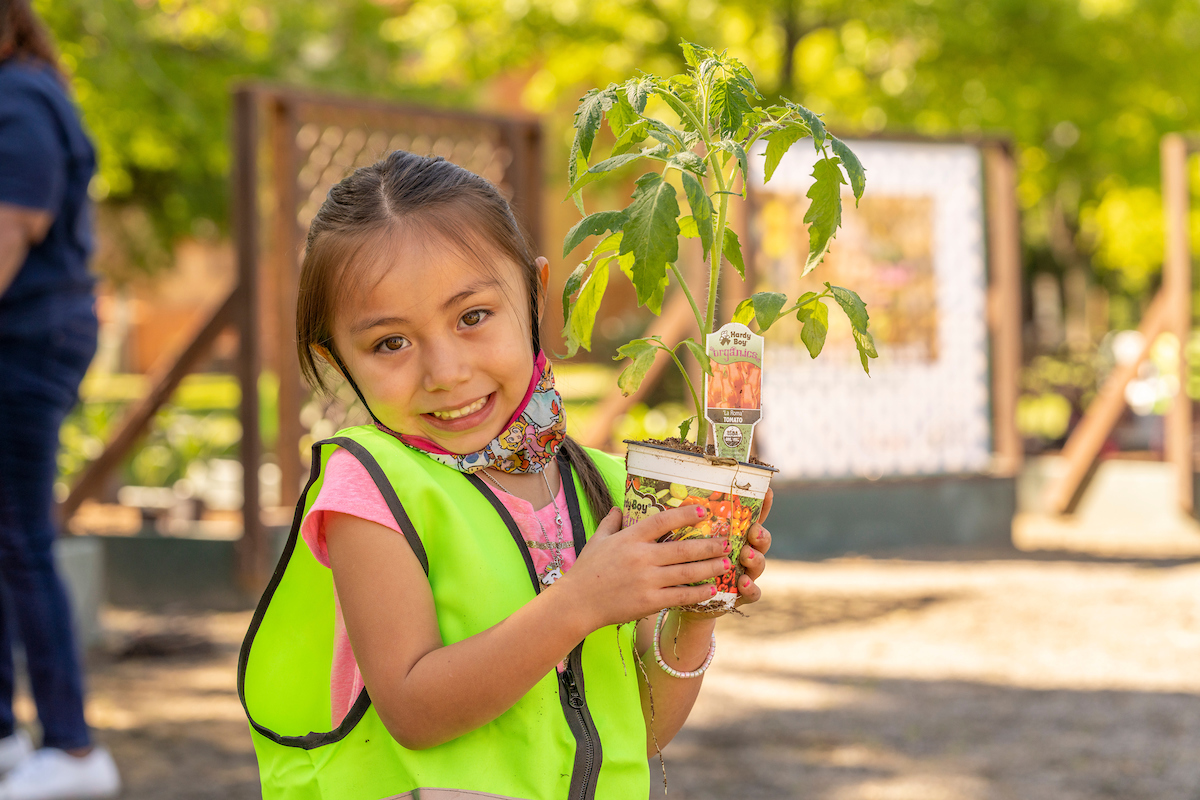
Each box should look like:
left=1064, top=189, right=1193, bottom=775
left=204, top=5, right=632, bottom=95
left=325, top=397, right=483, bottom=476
left=239, top=150, right=773, bottom=800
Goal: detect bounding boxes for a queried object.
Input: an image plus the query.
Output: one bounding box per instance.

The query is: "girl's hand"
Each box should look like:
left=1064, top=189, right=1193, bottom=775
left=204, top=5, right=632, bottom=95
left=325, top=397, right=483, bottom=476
left=734, top=486, right=773, bottom=608
left=557, top=505, right=730, bottom=631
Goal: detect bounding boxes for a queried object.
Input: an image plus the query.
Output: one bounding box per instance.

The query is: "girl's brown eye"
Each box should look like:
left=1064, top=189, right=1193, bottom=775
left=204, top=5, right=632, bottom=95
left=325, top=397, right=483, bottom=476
left=382, top=336, right=405, bottom=351
left=462, top=310, right=485, bottom=326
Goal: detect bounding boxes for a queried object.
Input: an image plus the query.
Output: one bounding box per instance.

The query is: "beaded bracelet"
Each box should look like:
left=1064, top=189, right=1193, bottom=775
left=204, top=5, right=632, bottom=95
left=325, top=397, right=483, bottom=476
left=652, top=609, right=716, bottom=679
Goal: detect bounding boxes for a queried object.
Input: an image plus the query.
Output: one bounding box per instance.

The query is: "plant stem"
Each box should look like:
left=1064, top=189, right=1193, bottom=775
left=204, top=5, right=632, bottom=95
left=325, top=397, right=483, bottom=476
left=667, top=345, right=705, bottom=446
left=704, top=161, right=729, bottom=336
left=670, top=263, right=706, bottom=335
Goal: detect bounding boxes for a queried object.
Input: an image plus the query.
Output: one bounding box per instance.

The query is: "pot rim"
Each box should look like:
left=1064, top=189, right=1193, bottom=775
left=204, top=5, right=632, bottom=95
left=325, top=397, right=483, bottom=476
left=623, top=439, right=779, bottom=474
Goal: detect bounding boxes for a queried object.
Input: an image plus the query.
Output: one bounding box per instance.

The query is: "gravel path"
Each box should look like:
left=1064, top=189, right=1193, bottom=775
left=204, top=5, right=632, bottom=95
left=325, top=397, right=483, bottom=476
left=63, top=551, right=1200, bottom=799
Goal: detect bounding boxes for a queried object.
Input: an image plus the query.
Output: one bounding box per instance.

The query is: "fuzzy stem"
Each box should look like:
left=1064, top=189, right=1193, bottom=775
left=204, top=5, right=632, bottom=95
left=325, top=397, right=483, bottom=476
left=670, top=263, right=706, bottom=336
left=667, top=345, right=705, bottom=445
left=704, top=162, right=729, bottom=336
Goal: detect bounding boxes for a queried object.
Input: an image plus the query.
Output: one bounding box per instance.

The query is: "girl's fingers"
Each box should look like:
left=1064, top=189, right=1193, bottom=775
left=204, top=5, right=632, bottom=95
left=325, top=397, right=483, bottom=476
left=665, top=583, right=720, bottom=610
left=747, top=523, right=772, bottom=556
left=758, top=487, right=774, bottom=525
left=628, top=504, right=710, bottom=542
left=739, top=544, right=766, bottom=581
left=654, top=536, right=728, bottom=566
left=660, top=556, right=728, bottom=587
left=735, top=573, right=762, bottom=606
left=592, top=507, right=623, bottom=538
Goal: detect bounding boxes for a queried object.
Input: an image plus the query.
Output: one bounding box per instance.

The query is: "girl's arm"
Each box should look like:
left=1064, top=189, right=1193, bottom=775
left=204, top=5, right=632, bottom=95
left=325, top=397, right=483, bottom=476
left=631, top=489, right=774, bottom=756
left=327, top=503, right=728, bottom=750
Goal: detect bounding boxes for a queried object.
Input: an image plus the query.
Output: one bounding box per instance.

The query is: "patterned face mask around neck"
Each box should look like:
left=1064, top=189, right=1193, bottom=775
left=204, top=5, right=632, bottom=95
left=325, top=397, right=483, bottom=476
left=333, top=349, right=566, bottom=475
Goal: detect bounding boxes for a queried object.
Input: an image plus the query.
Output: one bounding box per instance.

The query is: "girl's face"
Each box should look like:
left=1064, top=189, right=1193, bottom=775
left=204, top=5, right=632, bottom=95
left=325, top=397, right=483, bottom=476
left=329, top=231, right=547, bottom=455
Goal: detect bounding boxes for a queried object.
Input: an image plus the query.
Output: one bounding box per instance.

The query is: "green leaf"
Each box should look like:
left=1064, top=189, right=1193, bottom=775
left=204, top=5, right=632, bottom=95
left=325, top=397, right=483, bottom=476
left=625, top=76, right=653, bottom=113
left=681, top=171, right=713, bottom=260
left=568, top=86, right=617, bottom=213
left=611, top=120, right=649, bottom=157
left=786, top=102, right=826, bottom=148
left=617, top=250, right=669, bottom=314
left=794, top=291, right=821, bottom=321
left=714, top=139, right=749, bottom=189
left=732, top=298, right=755, bottom=326
left=651, top=86, right=702, bottom=135
left=799, top=298, right=829, bottom=358
left=709, top=70, right=755, bottom=137
left=803, top=156, right=846, bottom=275
left=680, top=40, right=713, bottom=69
left=827, top=284, right=868, bottom=331
left=564, top=257, right=610, bottom=356
left=614, top=337, right=661, bottom=396
left=829, top=284, right=877, bottom=373
left=830, top=136, right=866, bottom=203
left=668, top=151, right=706, bottom=176
left=572, top=86, right=615, bottom=162
left=607, top=94, right=639, bottom=138
left=723, top=228, right=746, bottom=278
left=680, top=339, right=712, bottom=376
left=644, top=118, right=685, bottom=149
left=618, top=172, right=680, bottom=311
left=678, top=214, right=698, bottom=238
left=764, top=124, right=808, bottom=183
left=561, top=261, right=588, bottom=324
left=562, top=210, right=627, bottom=258
left=564, top=152, right=645, bottom=198
left=749, top=291, right=788, bottom=332
left=678, top=416, right=694, bottom=440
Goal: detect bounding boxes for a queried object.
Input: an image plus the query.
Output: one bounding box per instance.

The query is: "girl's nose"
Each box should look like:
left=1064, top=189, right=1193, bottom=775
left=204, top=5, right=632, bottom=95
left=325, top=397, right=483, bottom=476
left=420, top=338, right=472, bottom=393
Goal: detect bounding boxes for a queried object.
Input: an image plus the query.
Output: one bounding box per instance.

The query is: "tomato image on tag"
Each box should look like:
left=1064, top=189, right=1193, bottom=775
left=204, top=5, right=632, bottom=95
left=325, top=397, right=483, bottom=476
left=705, top=322, right=765, bottom=462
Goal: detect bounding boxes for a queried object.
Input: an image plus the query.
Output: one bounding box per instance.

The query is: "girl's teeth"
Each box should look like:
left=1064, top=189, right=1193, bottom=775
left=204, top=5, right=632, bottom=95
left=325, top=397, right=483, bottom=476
left=432, top=397, right=486, bottom=420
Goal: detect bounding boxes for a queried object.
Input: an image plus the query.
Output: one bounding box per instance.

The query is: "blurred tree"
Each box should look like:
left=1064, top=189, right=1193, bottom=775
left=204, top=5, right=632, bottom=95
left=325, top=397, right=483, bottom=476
left=42, top=0, right=1200, bottom=303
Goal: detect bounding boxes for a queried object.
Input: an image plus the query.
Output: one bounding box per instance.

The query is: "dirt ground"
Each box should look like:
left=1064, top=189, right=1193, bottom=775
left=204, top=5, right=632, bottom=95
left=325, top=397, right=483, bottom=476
left=48, top=549, right=1200, bottom=800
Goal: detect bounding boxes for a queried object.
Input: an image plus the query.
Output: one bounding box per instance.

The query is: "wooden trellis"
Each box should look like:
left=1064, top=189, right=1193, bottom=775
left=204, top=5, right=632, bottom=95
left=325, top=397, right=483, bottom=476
left=63, top=84, right=542, bottom=590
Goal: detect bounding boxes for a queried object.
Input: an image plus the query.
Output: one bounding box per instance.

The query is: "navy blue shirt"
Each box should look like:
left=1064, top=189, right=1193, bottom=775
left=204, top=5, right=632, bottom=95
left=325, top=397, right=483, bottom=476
left=0, top=58, right=96, bottom=339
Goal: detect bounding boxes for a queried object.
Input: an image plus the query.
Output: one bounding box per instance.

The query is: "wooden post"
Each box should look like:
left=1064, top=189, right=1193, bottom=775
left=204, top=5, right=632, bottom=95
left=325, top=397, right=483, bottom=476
left=1044, top=291, right=1170, bottom=513
left=270, top=97, right=304, bottom=509
left=61, top=289, right=239, bottom=523
left=982, top=143, right=1024, bottom=477
left=1162, top=134, right=1193, bottom=514
left=233, top=87, right=266, bottom=591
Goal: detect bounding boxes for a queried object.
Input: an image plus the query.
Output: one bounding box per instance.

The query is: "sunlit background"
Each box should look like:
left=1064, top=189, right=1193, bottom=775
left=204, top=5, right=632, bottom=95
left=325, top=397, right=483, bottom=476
left=30, top=1, right=1200, bottom=797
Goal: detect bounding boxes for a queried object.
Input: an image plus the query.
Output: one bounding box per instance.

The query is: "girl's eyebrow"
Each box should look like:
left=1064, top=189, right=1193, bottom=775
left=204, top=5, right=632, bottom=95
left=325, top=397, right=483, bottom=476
left=349, top=279, right=502, bottom=334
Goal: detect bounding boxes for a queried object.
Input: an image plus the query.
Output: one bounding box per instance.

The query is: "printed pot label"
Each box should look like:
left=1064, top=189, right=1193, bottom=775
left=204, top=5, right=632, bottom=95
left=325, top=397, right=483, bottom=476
left=705, top=322, right=764, bottom=462
left=622, top=472, right=764, bottom=612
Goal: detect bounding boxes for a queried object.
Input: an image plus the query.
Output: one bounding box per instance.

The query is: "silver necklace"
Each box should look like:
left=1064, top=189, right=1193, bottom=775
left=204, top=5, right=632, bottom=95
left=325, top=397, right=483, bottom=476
left=480, top=468, right=568, bottom=585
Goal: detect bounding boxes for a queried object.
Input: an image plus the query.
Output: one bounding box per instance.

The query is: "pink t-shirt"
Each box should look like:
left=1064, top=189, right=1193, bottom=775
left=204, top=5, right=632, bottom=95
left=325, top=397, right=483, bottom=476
left=300, top=448, right=577, bottom=726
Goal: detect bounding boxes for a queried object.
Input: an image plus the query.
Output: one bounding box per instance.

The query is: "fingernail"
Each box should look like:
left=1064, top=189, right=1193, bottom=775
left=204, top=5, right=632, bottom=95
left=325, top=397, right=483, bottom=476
left=722, top=558, right=731, bottom=570
left=723, top=539, right=731, bottom=553
left=710, top=585, right=718, bottom=596
left=746, top=550, right=754, bottom=560
left=697, top=507, right=707, bottom=518
left=741, top=576, right=751, bottom=588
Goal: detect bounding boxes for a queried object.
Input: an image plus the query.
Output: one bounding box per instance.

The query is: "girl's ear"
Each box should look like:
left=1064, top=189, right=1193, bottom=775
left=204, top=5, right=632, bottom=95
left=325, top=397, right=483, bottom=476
left=535, top=256, right=550, bottom=322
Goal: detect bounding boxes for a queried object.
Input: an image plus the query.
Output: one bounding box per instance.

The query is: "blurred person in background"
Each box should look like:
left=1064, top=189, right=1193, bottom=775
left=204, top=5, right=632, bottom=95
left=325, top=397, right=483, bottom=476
left=0, top=0, right=120, bottom=797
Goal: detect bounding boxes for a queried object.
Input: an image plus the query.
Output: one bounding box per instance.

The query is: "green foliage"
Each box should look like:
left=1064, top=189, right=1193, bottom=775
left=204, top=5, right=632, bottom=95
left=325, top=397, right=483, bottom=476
left=559, top=42, right=871, bottom=442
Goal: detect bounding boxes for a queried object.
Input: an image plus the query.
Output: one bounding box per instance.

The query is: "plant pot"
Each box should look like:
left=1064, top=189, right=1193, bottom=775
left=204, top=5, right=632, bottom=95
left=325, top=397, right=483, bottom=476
left=622, top=440, right=776, bottom=612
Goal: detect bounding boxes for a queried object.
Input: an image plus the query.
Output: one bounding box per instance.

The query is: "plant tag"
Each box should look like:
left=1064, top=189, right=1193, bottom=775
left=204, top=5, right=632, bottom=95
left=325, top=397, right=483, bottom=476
left=704, top=322, right=764, bottom=462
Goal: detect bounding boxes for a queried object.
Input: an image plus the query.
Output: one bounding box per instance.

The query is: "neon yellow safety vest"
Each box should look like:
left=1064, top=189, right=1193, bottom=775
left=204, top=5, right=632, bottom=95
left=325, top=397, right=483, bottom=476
left=238, top=425, right=648, bottom=800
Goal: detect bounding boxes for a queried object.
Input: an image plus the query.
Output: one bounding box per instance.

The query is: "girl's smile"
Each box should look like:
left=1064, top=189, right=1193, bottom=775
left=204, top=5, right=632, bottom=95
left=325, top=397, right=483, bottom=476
left=327, top=231, right=546, bottom=455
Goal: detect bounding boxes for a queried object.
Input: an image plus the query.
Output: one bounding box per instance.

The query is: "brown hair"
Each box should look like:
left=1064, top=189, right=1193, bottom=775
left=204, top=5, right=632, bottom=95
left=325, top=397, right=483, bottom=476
left=0, top=0, right=63, bottom=78
left=297, top=150, right=614, bottom=521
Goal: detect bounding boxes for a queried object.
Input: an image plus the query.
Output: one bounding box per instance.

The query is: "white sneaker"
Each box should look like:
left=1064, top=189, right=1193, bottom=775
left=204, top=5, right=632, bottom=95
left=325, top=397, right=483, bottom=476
left=0, top=747, right=120, bottom=800
left=0, top=733, right=32, bottom=773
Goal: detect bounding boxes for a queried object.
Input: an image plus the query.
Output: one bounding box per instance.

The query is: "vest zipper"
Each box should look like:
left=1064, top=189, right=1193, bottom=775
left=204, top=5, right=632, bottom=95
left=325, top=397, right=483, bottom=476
left=559, top=644, right=601, bottom=800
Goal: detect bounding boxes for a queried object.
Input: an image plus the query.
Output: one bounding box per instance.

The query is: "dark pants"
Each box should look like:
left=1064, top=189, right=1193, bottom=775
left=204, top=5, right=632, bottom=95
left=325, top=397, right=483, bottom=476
left=0, top=307, right=97, bottom=750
